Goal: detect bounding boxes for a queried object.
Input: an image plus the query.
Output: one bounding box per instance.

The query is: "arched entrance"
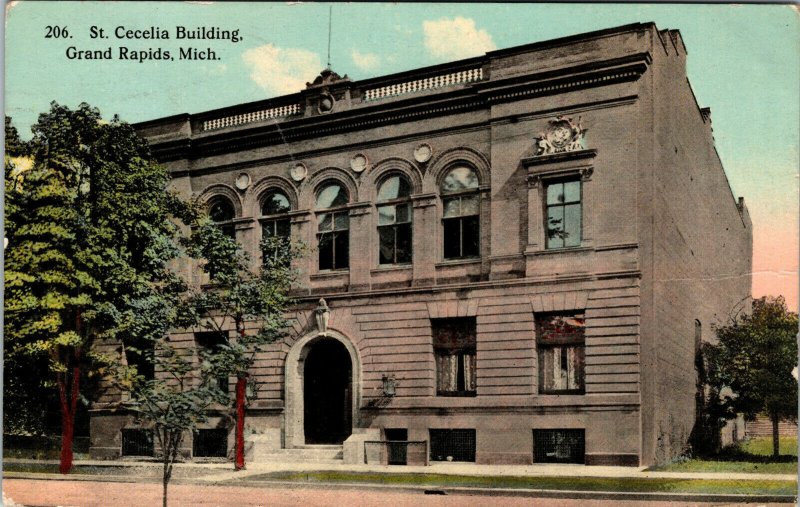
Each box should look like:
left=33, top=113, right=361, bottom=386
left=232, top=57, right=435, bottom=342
left=284, top=330, right=361, bottom=448
left=303, top=339, right=352, bottom=444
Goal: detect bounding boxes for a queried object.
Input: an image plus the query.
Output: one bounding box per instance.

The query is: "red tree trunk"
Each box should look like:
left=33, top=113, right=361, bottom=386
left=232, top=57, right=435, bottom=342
left=235, top=375, right=247, bottom=470
left=59, top=313, right=84, bottom=475
left=58, top=353, right=81, bottom=474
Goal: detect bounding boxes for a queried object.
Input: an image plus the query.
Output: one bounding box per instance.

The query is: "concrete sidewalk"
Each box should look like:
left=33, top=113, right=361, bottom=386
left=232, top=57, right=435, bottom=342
left=4, top=458, right=796, bottom=505
left=4, top=457, right=797, bottom=482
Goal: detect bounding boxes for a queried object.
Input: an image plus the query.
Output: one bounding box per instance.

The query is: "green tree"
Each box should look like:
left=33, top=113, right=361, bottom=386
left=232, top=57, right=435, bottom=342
left=116, top=269, right=229, bottom=507
left=4, top=117, right=62, bottom=437
left=187, top=221, right=297, bottom=470
left=4, top=103, right=189, bottom=473
left=705, top=296, right=798, bottom=458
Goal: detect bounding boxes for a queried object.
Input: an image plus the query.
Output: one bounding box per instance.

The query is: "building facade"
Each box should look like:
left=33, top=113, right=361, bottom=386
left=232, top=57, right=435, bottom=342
left=90, top=23, right=752, bottom=466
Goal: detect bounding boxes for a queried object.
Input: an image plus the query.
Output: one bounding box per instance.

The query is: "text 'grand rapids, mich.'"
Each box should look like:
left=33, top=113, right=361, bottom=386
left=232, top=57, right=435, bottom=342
left=66, top=25, right=241, bottom=62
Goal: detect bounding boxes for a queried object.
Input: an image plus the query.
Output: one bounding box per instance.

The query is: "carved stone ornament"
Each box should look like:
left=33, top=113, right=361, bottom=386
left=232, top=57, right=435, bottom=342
left=315, top=298, right=330, bottom=336
left=534, top=116, right=587, bottom=155
left=306, top=68, right=349, bottom=89
left=318, top=92, right=336, bottom=114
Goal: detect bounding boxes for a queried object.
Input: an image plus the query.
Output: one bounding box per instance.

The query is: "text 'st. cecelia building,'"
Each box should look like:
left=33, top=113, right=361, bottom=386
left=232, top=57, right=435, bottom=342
left=90, top=23, right=752, bottom=467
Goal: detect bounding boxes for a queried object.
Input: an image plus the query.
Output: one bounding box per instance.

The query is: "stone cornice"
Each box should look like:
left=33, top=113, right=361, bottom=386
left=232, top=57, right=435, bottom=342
left=145, top=55, right=650, bottom=164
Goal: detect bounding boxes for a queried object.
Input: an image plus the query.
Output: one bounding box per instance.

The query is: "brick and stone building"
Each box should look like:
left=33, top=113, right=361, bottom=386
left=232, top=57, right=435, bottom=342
left=89, top=22, right=752, bottom=466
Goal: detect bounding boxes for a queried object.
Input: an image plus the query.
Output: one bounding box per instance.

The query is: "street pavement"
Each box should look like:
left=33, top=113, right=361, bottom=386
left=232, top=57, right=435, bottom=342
left=2, top=479, right=796, bottom=507
left=2, top=458, right=797, bottom=506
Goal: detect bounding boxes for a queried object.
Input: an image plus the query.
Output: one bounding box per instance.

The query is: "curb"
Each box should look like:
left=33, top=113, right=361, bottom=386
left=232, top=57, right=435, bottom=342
left=229, top=478, right=797, bottom=504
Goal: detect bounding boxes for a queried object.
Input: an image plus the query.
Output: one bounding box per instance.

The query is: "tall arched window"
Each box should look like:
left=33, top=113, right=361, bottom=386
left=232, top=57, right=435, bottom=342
left=441, top=166, right=480, bottom=259
left=316, top=182, right=349, bottom=270
left=377, top=175, right=412, bottom=265
left=208, top=196, right=236, bottom=239
left=260, top=190, right=291, bottom=262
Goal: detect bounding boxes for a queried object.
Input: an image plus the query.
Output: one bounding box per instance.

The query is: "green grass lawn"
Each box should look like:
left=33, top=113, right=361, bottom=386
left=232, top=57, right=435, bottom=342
left=741, top=436, right=798, bottom=457
left=650, top=437, right=798, bottom=475
left=246, top=471, right=797, bottom=496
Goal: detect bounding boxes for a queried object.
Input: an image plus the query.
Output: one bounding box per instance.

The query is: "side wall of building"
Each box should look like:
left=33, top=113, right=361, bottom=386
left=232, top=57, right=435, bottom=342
left=640, top=30, right=753, bottom=465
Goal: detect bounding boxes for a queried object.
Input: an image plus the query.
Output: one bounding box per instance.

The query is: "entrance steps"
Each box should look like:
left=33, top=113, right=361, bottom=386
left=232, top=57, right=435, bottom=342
left=253, top=444, right=343, bottom=464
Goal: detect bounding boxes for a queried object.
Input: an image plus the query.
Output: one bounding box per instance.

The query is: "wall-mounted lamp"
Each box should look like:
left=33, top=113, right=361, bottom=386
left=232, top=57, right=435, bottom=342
left=382, top=375, right=396, bottom=397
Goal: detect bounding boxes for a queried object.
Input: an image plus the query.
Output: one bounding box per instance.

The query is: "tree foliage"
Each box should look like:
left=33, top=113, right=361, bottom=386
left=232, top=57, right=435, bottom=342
left=186, top=221, right=298, bottom=470
left=115, top=271, right=228, bottom=507
left=704, top=296, right=798, bottom=457
left=3, top=103, right=189, bottom=472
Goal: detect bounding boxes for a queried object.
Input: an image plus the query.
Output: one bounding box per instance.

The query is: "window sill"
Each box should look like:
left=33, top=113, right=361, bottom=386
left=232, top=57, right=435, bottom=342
left=371, top=264, right=413, bottom=274
left=435, top=258, right=482, bottom=268
left=436, top=391, right=477, bottom=397
left=311, top=270, right=349, bottom=280
left=527, top=246, right=592, bottom=256
left=538, top=390, right=585, bottom=395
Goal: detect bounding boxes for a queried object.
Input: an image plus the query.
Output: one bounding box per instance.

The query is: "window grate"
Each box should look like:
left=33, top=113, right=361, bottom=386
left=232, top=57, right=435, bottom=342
left=193, top=429, right=228, bottom=458
left=534, top=429, right=585, bottom=464
left=429, top=429, right=476, bottom=462
left=121, top=428, right=154, bottom=457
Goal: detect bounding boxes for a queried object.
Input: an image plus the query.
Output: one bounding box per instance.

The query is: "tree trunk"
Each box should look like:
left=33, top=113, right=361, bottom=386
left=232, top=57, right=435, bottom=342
left=235, top=375, right=247, bottom=470
left=58, top=346, right=82, bottom=474
left=772, top=414, right=780, bottom=458
left=162, top=470, right=169, bottom=507
left=162, top=429, right=176, bottom=507
left=58, top=375, right=74, bottom=474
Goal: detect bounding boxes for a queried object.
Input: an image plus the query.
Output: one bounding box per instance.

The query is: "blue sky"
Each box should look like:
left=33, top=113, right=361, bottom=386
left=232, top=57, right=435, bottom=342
left=5, top=2, right=798, bottom=308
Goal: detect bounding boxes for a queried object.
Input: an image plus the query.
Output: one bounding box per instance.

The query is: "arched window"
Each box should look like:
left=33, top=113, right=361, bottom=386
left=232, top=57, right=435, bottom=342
left=377, top=175, right=412, bottom=265
left=316, top=182, right=349, bottom=270
left=208, top=196, right=236, bottom=239
left=441, top=166, right=480, bottom=259
left=260, top=190, right=291, bottom=263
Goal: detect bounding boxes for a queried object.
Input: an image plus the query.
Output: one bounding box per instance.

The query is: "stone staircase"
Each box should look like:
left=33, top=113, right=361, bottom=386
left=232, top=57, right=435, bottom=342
left=252, top=444, right=344, bottom=464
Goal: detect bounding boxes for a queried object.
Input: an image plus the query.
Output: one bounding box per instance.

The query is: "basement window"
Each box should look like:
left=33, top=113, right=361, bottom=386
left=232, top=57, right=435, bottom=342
left=429, top=429, right=476, bottom=462
left=533, top=429, right=585, bottom=464
left=121, top=428, right=154, bottom=457
left=193, top=428, right=228, bottom=458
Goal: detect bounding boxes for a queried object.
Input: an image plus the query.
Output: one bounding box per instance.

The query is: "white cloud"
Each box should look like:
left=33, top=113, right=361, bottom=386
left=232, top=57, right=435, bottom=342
left=351, top=49, right=380, bottom=71
left=242, top=44, right=322, bottom=96
left=423, top=17, right=496, bottom=60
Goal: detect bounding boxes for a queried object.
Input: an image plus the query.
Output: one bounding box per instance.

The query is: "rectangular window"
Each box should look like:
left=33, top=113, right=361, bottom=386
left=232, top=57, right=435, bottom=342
left=220, top=224, right=236, bottom=240
left=378, top=202, right=412, bottom=264
left=536, top=313, right=585, bottom=394
left=124, top=341, right=154, bottom=381
left=318, top=211, right=349, bottom=270
left=429, top=429, right=476, bottom=462
left=443, top=195, right=479, bottom=259
left=261, top=218, right=291, bottom=264
left=194, top=332, right=229, bottom=394
left=545, top=180, right=581, bottom=249
left=432, top=318, right=477, bottom=396
left=121, top=428, right=154, bottom=457
left=533, top=429, right=585, bottom=464
left=193, top=428, right=228, bottom=458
